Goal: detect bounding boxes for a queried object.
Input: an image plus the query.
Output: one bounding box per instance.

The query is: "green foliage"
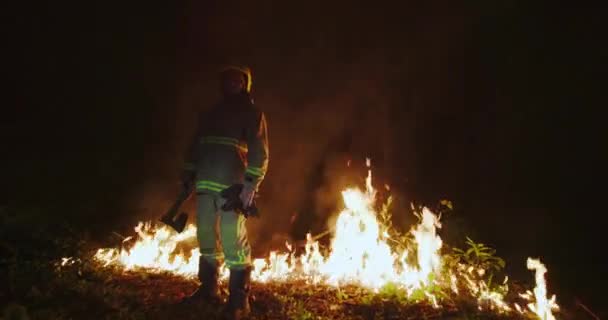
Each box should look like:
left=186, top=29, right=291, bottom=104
left=336, top=288, right=349, bottom=302
left=279, top=295, right=315, bottom=320
left=378, top=282, right=409, bottom=303
left=444, top=236, right=508, bottom=300
left=451, top=237, right=506, bottom=272
left=360, top=294, right=375, bottom=306
left=292, top=300, right=314, bottom=320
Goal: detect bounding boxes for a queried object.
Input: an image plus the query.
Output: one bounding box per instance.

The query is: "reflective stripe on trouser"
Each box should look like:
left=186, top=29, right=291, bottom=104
left=197, top=193, right=251, bottom=270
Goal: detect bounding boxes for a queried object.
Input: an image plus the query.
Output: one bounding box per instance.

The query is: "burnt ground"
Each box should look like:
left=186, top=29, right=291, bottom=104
left=0, top=268, right=556, bottom=320
left=2, top=268, right=602, bottom=320
left=1, top=207, right=603, bottom=320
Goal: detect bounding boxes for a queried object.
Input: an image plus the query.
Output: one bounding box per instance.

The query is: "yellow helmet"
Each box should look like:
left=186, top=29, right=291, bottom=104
left=220, top=65, right=252, bottom=93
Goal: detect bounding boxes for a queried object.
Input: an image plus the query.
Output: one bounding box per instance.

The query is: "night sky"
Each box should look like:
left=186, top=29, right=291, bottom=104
left=4, top=0, right=605, bottom=315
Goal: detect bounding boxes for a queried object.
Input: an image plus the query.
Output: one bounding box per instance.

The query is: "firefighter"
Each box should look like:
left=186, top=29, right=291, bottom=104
left=181, top=65, right=269, bottom=319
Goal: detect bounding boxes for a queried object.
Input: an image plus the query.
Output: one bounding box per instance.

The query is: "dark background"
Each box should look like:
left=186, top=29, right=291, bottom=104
left=4, top=0, right=605, bottom=316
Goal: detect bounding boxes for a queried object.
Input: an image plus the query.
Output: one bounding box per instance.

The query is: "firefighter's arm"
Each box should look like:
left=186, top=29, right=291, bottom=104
left=244, top=111, right=269, bottom=190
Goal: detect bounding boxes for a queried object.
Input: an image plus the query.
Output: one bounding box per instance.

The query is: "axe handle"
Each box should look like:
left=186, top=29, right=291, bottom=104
left=163, top=184, right=193, bottom=220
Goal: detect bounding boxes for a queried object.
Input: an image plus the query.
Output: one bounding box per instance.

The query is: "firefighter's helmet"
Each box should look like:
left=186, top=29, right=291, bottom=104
left=220, top=65, right=252, bottom=93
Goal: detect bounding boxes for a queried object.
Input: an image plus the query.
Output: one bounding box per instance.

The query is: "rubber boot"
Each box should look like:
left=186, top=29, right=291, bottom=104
left=181, top=257, right=221, bottom=304
left=223, top=266, right=252, bottom=320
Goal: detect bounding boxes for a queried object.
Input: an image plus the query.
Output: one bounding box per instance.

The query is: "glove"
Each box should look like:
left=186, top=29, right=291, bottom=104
left=239, top=183, right=256, bottom=208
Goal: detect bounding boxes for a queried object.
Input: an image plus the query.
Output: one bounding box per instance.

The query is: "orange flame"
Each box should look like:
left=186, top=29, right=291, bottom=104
left=93, top=164, right=558, bottom=319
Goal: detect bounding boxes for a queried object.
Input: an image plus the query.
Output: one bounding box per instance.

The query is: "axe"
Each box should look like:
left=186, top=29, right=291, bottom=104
left=159, top=183, right=193, bottom=233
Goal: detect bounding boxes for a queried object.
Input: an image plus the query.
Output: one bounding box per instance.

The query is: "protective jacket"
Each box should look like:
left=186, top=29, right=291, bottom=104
left=184, top=93, right=269, bottom=194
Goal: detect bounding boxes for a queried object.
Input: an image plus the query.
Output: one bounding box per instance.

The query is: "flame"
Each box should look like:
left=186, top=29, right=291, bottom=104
left=94, top=164, right=559, bottom=319
left=95, top=222, right=200, bottom=277
left=526, top=258, right=559, bottom=320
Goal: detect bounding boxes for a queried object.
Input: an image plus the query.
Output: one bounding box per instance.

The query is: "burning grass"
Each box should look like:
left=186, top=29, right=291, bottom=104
left=3, top=160, right=603, bottom=319
left=90, top=162, right=560, bottom=320
left=0, top=209, right=583, bottom=320
left=10, top=262, right=536, bottom=320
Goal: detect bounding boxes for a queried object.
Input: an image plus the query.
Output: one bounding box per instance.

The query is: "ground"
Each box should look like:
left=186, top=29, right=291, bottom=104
left=2, top=256, right=595, bottom=320
left=0, top=268, right=526, bottom=320
left=0, top=212, right=600, bottom=320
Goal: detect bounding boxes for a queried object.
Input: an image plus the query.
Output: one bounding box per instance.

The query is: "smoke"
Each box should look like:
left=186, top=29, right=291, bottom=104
left=125, top=1, right=466, bottom=255
left=241, top=55, right=405, bottom=252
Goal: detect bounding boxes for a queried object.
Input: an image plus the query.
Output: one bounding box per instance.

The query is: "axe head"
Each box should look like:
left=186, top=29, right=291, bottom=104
left=160, top=212, right=188, bottom=233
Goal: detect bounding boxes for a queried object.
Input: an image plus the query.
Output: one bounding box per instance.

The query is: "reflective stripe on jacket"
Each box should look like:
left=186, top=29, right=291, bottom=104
left=184, top=93, right=269, bottom=194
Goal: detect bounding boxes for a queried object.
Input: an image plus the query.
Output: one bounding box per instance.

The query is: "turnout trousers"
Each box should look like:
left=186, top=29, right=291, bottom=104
left=196, top=193, right=251, bottom=270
